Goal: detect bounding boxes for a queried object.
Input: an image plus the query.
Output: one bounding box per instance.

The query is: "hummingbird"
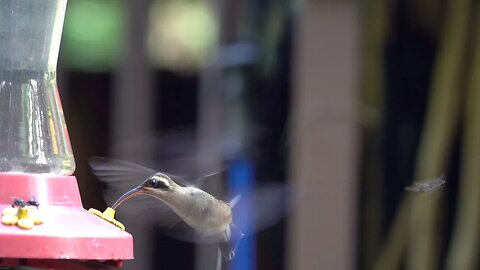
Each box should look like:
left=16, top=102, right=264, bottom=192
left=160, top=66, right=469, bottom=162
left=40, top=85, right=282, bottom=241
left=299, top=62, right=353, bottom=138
left=89, top=157, right=288, bottom=260
left=405, top=176, right=446, bottom=193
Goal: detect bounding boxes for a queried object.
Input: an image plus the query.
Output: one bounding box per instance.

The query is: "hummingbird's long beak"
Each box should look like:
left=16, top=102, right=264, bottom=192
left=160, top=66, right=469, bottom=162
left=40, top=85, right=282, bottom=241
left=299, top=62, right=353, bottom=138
left=112, top=186, right=144, bottom=209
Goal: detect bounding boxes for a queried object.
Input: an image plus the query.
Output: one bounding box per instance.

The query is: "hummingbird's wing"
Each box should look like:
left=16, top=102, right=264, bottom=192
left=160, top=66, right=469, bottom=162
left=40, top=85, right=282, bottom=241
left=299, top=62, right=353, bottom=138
left=107, top=127, right=224, bottom=178
left=161, top=183, right=290, bottom=255
left=89, top=157, right=156, bottom=183
left=89, top=157, right=193, bottom=187
left=233, top=183, right=290, bottom=236
left=187, top=169, right=229, bottom=199
left=164, top=180, right=290, bottom=240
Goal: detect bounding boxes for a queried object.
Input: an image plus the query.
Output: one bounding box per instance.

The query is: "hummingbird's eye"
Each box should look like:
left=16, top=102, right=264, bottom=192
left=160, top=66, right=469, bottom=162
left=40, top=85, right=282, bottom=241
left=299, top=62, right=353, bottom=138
left=146, top=175, right=170, bottom=190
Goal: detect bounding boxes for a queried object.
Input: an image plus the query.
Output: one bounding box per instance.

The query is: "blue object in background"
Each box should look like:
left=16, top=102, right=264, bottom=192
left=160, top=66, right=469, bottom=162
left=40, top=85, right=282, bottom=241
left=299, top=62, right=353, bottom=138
left=228, top=156, right=256, bottom=270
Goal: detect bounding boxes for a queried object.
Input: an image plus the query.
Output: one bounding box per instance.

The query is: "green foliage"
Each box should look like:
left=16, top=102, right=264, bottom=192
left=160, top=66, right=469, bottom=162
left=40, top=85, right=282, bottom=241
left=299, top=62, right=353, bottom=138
left=61, top=0, right=123, bottom=72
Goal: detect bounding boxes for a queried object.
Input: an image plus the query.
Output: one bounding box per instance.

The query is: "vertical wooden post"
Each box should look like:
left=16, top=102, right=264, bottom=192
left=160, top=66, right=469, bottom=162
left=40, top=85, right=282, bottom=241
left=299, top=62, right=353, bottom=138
left=195, top=0, right=225, bottom=267
left=111, top=0, right=154, bottom=270
left=112, top=0, right=154, bottom=147
left=288, top=1, right=359, bottom=270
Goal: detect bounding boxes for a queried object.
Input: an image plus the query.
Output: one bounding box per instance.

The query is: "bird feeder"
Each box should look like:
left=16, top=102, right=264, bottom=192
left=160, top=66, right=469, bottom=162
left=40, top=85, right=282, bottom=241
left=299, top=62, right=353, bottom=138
left=0, top=0, right=133, bottom=268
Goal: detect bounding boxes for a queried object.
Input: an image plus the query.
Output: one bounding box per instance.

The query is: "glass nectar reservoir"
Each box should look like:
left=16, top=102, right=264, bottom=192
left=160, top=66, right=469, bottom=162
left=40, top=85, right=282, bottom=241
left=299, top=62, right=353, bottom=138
left=0, top=0, right=74, bottom=174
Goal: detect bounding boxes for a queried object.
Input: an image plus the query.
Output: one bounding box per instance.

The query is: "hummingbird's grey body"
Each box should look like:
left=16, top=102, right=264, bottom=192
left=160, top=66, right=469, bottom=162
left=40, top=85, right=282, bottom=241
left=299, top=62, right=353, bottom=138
left=169, top=186, right=232, bottom=238
left=135, top=177, right=234, bottom=242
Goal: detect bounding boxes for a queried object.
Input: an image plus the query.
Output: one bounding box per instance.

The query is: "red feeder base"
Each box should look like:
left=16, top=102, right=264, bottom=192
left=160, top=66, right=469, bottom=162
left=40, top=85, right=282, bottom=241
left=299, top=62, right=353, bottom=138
left=0, top=173, right=133, bottom=268
left=0, top=258, right=123, bottom=270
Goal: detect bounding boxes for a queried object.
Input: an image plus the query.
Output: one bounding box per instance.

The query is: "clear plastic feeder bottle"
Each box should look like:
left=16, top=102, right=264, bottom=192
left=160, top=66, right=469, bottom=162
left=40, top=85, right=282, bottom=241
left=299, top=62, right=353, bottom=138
left=0, top=0, right=75, bottom=174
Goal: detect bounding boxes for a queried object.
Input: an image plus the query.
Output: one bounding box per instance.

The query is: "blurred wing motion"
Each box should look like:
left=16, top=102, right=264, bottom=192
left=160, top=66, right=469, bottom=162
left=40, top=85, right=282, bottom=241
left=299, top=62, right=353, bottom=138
left=405, top=176, right=446, bottom=193
left=158, top=183, right=290, bottom=245
left=89, top=156, right=196, bottom=187
left=231, top=183, right=290, bottom=236
left=89, top=157, right=156, bottom=183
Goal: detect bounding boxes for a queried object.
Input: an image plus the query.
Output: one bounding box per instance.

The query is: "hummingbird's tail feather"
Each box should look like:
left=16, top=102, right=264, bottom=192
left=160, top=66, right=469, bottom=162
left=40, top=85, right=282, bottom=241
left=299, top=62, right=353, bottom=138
left=228, top=195, right=242, bottom=208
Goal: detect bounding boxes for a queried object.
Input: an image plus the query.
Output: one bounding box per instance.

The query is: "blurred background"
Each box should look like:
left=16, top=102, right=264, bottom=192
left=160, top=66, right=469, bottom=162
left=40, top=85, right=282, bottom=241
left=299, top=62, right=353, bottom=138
left=56, top=0, right=479, bottom=270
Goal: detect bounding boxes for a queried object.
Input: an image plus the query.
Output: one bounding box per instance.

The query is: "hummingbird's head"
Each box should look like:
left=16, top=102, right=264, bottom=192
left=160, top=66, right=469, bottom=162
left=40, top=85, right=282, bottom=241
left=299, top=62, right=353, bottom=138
left=141, top=173, right=172, bottom=191
left=111, top=173, right=174, bottom=209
